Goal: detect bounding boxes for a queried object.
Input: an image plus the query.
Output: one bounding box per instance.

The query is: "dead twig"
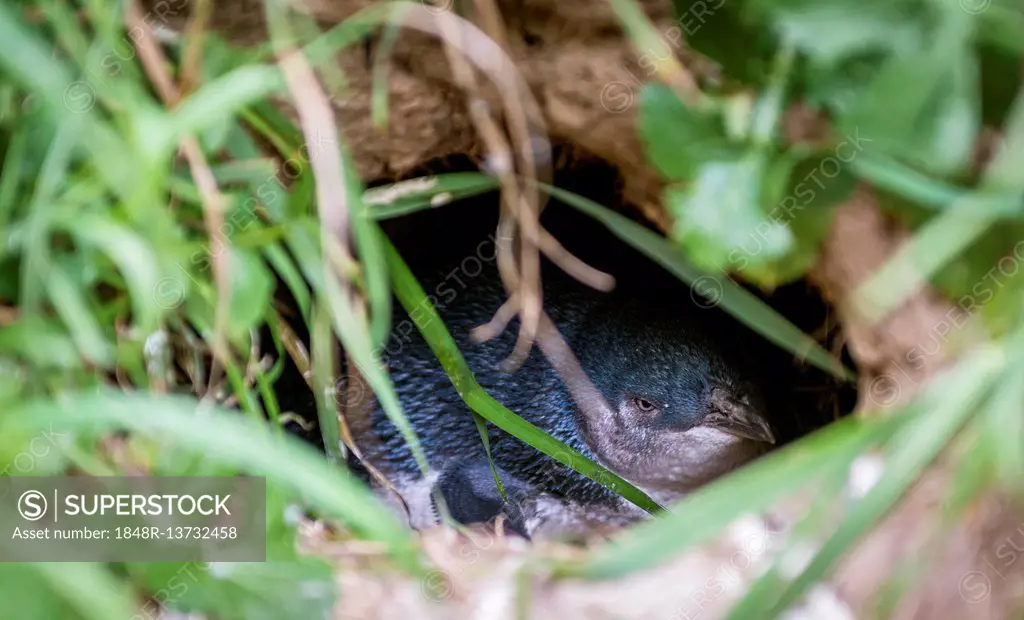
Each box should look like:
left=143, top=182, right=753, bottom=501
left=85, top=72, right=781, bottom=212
left=127, top=0, right=233, bottom=399
left=265, top=8, right=415, bottom=522
left=392, top=3, right=613, bottom=373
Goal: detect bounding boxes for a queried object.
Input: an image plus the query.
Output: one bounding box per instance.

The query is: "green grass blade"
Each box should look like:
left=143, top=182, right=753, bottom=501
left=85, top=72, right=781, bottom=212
left=166, top=65, right=285, bottom=150
left=301, top=3, right=393, bottom=67
left=284, top=220, right=430, bottom=475
left=241, top=102, right=305, bottom=157
left=559, top=412, right=906, bottom=579
left=258, top=0, right=432, bottom=477
left=45, top=264, right=115, bottom=366
left=0, top=4, right=76, bottom=109
left=263, top=242, right=312, bottom=320
left=472, top=411, right=508, bottom=499
left=762, top=346, right=1005, bottom=617
left=58, top=213, right=162, bottom=334
left=4, top=389, right=422, bottom=573
left=364, top=173, right=500, bottom=221
left=850, top=152, right=1016, bottom=214
left=31, top=563, right=137, bottom=620
left=538, top=182, right=855, bottom=382
left=0, top=126, right=28, bottom=223
left=312, top=300, right=345, bottom=463
left=348, top=158, right=393, bottom=350
left=21, top=119, right=76, bottom=316
left=724, top=476, right=847, bottom=620
left=382, top=229, right=663, bottom=514
left=983, top=363, right=1024, bottom=487
left=854, top=193, right=999, bottom=322
left=856, top=87, right=1024, bottom=322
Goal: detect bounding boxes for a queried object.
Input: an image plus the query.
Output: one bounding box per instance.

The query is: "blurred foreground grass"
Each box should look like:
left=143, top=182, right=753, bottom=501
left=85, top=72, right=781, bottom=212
left=0, top=0, right=1023, bottom=618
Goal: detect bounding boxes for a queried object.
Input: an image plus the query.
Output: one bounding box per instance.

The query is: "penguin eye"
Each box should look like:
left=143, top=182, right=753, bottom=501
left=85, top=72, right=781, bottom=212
left=632, top=397, right=658, bottom=413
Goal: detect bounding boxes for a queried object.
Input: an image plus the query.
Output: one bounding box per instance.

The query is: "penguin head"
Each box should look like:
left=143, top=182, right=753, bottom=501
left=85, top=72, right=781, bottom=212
left=568, top=293, right=775, bottom=494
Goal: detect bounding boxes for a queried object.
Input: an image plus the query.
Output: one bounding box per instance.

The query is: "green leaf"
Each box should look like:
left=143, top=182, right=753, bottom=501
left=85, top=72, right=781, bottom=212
left=843, top=45, right=979, bottom=176
left=0, top=564, right=81, bottom=620
left=849, top=151, right=1015, bottom=214
left=639, top=84, right=740, bottom=181
left=182, top=561, right=335, bottom=620
left=347, top=157, right=392, bottom=351
left=263, top=242, right=312, bottom=321
left=767, top=0, right=926, bottom=64
left=679, top=0, right=778, bottom=85
left=127, top=480, right=335, bottom=618
left=0, top=315, right=83, bottom=369
left=740, top=150, right=855, bottom=287
left=311, top=301, right=344, bottom=464
left=668, top=154, right=794, bottom=276
left=977, top=3, right=1024, bottom=55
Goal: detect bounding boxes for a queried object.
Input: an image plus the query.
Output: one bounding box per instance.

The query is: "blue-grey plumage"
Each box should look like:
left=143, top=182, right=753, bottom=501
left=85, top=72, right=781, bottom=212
left=347, top=258, right=775, bottom=539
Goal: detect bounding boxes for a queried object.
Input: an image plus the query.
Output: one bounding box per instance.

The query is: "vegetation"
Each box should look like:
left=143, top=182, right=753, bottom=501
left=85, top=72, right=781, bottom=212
left=0, top=0, right=1022, bottom=618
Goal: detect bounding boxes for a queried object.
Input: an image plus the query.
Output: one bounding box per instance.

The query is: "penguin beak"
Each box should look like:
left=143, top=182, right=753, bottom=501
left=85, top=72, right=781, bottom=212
left=704, top=387, right=776, bottom=444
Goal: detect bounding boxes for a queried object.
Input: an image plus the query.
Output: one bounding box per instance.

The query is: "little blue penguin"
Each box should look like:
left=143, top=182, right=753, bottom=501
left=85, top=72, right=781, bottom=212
left=345, top=251, right=776, bottom=540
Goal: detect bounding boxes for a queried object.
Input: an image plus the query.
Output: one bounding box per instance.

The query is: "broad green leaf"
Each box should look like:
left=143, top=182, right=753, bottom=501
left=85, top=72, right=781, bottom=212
left=639, top=84, right=740, bottom=181
left=741, top=151, right=856, bottom=288
left=678, top=0, right=778, bottom=85
left=842, top=45, right=979, bottom=176
left=667, top=154, right=794, bottom=276
left=768, top=1, right=925, bottom=64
